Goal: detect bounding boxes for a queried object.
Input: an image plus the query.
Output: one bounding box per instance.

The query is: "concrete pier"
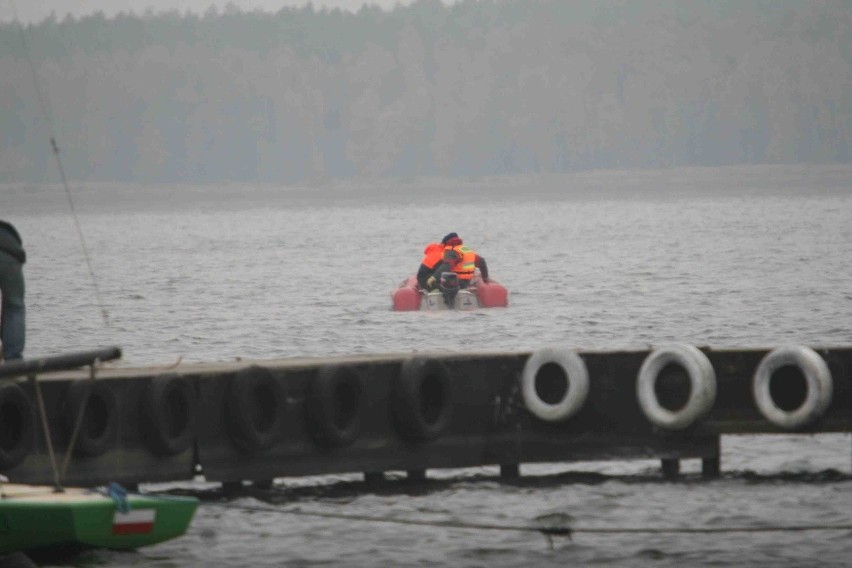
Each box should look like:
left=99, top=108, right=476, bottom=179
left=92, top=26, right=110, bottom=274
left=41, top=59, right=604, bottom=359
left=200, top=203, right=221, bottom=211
left=0, top=345, right=848, bottom=487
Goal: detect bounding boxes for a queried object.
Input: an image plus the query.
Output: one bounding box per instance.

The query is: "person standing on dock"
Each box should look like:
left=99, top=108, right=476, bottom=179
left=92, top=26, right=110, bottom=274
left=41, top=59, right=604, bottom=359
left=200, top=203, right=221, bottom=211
left=0, top=220, right=26, bottom=361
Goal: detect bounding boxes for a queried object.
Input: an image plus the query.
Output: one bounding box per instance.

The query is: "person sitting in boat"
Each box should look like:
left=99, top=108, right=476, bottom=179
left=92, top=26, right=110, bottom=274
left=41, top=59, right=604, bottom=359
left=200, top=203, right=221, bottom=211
left=416, top=241, right=445, bottom=291
left=426, top=233, right=490, bottom=290
left=0, top=219, right=26, bottom=361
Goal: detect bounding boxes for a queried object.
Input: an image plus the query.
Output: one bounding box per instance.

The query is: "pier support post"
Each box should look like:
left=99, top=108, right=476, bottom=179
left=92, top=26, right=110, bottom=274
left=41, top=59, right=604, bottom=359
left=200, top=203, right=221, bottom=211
left=364, top=472, right=385, bottom=486
left=702, top=456, right=720, bottom=479
left=702, top=436, right=721, bottom=479
left=406, top=469, right=426, bottom=482
left=661, top=459, right=680, bottom=479
left=500, top=464, right=520, bottom=479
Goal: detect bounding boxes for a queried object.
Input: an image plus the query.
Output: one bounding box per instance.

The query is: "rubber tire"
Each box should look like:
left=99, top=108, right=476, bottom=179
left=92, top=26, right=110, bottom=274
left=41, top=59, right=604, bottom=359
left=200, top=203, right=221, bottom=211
left=142, top=373, right=197, bottom=456
left=225, top=366, right=285, bottom=454
left=392, top=358, right=453, bottom=442
left=306, top=365, right=364, bottom=448
left=520, top=347, right=589, bottom=422
left=636, top=344, right=716, bottom=431
left=752, top=345, right=833, bottom=430
left=62, top=379, right=118, bottom=457
left=0, top=382, right=35, bottom=470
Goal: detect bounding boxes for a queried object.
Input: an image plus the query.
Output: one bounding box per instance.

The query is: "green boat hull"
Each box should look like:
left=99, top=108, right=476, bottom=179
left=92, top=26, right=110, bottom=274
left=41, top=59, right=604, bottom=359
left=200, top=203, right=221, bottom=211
left=0, top=485, right=198, bottom=554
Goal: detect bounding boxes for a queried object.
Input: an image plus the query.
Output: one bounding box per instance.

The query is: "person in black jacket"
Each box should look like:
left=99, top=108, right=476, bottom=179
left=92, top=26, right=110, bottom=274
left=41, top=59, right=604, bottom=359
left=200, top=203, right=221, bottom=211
left=0, top=220, right=26, bottom=361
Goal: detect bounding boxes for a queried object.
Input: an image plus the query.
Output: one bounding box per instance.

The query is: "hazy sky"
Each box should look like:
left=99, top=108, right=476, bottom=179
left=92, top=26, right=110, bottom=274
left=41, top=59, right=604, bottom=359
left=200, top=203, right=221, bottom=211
left=1, top=0, right=432, bottom=23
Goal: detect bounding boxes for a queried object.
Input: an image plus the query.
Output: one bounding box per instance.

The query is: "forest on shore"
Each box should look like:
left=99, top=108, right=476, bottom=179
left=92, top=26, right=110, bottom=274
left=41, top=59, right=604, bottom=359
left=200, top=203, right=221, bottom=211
left=1, top=0, right=849, bottom=184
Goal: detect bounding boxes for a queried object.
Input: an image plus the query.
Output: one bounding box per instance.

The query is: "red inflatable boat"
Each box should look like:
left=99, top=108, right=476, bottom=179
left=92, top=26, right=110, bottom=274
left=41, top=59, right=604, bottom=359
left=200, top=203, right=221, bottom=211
left=391, top=274, right=509, bottom=311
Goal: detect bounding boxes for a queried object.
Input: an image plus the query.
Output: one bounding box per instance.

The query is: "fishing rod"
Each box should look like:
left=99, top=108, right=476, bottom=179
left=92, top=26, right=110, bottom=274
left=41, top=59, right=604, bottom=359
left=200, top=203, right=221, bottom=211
left=11, top=0, right=110, bottom=326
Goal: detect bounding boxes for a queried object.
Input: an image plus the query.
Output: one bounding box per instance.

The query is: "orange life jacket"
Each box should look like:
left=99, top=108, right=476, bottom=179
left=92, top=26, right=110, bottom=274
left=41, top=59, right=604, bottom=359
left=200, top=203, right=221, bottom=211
left=446, top=244, right=476, bottom=281
left=421, top=242, right=444, bottom=270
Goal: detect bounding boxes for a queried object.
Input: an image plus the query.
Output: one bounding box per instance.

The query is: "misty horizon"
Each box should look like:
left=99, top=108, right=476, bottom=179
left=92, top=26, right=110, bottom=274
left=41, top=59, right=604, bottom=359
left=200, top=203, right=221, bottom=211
left=1, top=0, right=849, bottom=186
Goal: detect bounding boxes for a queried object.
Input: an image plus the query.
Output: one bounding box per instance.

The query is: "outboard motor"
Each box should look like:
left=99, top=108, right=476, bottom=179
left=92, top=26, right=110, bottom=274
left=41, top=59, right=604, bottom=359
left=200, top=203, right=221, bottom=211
left=439, top=272, right=460, bottom=308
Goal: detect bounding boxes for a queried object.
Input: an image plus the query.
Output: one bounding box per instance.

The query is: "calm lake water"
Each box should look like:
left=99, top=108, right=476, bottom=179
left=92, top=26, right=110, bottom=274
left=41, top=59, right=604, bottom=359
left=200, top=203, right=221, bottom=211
left=2, top=164, right=851, bottom=567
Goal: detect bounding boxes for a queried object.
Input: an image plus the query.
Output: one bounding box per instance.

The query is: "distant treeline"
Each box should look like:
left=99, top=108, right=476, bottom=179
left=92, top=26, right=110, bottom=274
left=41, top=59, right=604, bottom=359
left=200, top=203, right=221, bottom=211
left=0, top=0, right=849, bottom=183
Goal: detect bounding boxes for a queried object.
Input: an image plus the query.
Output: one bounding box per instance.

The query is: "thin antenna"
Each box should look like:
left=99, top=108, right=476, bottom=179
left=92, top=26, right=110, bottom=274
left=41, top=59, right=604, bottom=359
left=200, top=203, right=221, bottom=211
left=13, top=2, right=110, bottom=326
left=50, top=137, right=111, bottom=326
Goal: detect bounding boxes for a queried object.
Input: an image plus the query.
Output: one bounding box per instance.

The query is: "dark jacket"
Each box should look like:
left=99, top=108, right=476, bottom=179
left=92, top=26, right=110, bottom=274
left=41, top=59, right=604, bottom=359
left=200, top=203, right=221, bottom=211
left=0, top=221, right=26, bottom=264
left=416, top=263, right=435, bottom=289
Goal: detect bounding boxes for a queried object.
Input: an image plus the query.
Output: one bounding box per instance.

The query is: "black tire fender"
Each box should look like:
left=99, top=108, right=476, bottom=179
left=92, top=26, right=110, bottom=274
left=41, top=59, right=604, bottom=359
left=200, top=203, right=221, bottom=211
left=0, top=382, right=35, bottom=470
left=225, top=366, right=285, bottom=454
left=392, top=357, right=453, bottom=442
left=306, top=365, right=365, bottom=448
left=62, top=379, right=118, bottom=457
left=142, top=373, right=197, bottom=456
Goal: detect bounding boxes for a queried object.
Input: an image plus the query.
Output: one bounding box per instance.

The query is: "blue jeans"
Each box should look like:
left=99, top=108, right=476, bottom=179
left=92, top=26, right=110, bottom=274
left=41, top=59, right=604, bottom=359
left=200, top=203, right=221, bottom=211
left=0, top=251, right=25, bottom=360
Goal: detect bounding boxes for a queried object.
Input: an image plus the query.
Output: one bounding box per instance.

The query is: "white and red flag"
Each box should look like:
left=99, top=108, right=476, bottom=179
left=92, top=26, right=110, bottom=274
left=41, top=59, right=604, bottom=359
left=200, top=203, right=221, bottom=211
left=112, top=509, right=156, bottom=535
